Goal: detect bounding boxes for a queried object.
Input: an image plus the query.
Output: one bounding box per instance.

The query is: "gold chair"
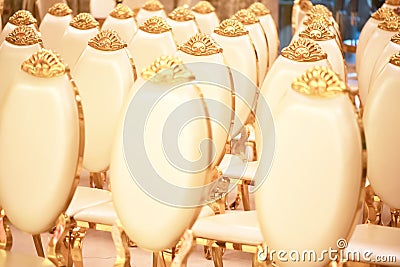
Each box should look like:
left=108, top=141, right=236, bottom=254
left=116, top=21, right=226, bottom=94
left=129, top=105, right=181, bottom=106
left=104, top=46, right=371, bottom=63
left=191, top=1, right=220, bottom=35
left=0, top=10, right=38, bottom=45
left=128, top=16, right=177, bottom=76
left=135, top=0, right=167, bottom=26
left=0, top=49, right=84, bottom=267
left=166, top=6, right=199, bottom=45
left=39, top=2, right=73, bottom=52
left=102, top=4, right=138, bottom=43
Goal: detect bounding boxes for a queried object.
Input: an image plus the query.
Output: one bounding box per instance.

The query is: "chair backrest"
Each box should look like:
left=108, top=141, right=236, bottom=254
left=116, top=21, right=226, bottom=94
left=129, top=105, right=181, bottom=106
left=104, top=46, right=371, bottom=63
left=36, top=0, right=67, bottom=20
left=364, top=51, right=400, bottom=210
left=136, top=0, right=167, bottom=26
left=128, top=16, right=177, bottom=74
left=0, top=10, right=38, bottom=45
left=90, top=0, right=115, bottom=20
left=0, top=49, right=83, bottom=234
left=59, top=13, right=99, bottom=70
left=256, top=66, right=363, bottom=267
left=166, top=6, right=199, bottom=45
left=72, top=30, right=135, bottom=173
left=383, top=0, right=400, bottom=9
left=39, top=2, right=73, bottom=51
left=176, top=33, right=234, bottom=167
left=0, top=26, right=42, bottom=106
left=291, top=0, right=312, bottom=34
left=102, top=4, right=138, bottom=43
left=191, top=1, right=219, bottom=35
left=110, top=56, right=213, bottom=251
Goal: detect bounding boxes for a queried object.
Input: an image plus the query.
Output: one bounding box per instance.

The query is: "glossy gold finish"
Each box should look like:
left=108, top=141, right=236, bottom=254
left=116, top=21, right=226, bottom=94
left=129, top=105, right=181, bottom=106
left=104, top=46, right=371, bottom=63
left=179, top=33, right=223, bottom=56
left=168, top=7, right=195, bottom=21
left=9, top=10, right=37, bottom=26
left=0, top=209, right=12, bottom=251
left=141, top=55, right=183, bottom=79
left=281, top=38, right=327, bottom=62
left=32, top=234, right=45, bottom=257
left=171, top=230, right=194, bottom=267
left=390, top=209, right=400, bottom=227
left=88, top=30, right=127, bottom=51
left=389, top=51, right=400, bottom=66
left=371, top=7, right=395, bottom=20
left=139, top=17, right=172, bottom=34
left=142, top=0, right=164, bottom=11
left=299, top=0, right=313, bottom=12
left=5, top=25, right=42, bottom=46
left=70, top=226, right=87, bottom=267
left=386, top=0, right=400, bottom=5
left=214, top=19, right=248, bottom=37
left=110, top=4, right=134, bottom=19
left=308, top=4, right=332, bottom=17
left=299, top=22, right=335, bottom=41
left=248, top=2, right=271, bottom=16
left=303, top=13, right=332, bottom=26
left=90, top=171, right=107, bottom=189
left=47, top=214, right=73, bottom=267
left=390, top=33, right=400, bottom=44
left=378, top=15, right=400, bottom=31
left=48, top=3, right=72, bottom=17
left=192, top=1, right=215, bottom=14
left=21, top=49, right=66, bottom=78
left=70, top=13, right=99, bottom=30
left=112, top=220, right=130, bottom=267
left=231, top=9, right=259, bottom=25
left=291, top=66, right=348, bottom=97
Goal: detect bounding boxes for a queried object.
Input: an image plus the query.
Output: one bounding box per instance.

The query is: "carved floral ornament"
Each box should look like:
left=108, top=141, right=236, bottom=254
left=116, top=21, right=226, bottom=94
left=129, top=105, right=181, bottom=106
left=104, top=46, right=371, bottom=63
left=9, top=10, right=37, bottom=26
left=378, top=15, right=400, bottom=31
left=5, top=25, right=42, bottom=46
left=389, top=51, right=400, bottom=66
left=232, top=9, right=259, bottom=25
left=299, top=0, right=313, bottom=12
left=308, top=4, right=332, bottom=17
left=168, top=7, right=195, bottom=21
left=110, top=4, right=134, bottom=19
left=390, top=33, right=400, bottom=44
left=88, top=30, right=127, bottom=51
left=299, top=22, right=335, bottom=41
left=179, top=33, right=223, bottom=56
left=191, top=1, right=215, bottom=14
left=214, top=19, right=248, bottom=37
left=386, top=0, right=400, bottom=6
left=303, top=13, right=332, bottom=26
left=291, top=66, right=348, bottom=98
left=142, top=0, right=164, bottom=11
left=371, top=7, right=396, bottom=20
left=281, top=38, right=327, bottom=62
left=70, top=13, right=99, bottom=30
left=48, top=3, right=72, bottom=17
left=139, top=16, right=172, bottom=34
left=21, top=49, right=66, bottom=78
left=248, top=2, right=271, bottom=16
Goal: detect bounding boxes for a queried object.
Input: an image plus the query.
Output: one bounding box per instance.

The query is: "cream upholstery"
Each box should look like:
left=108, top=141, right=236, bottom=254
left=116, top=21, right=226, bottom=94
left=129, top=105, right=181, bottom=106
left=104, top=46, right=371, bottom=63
left=123, top=0, right=148, bottom=10
left=102, top=14, right=138, bottom=43
left=166, top=18, right=199, bottom=45
left=364, top=61, right=400, bottom=209
left=66, top=186, right=112, bottom=216
left=72, top=36, right=134, bottom=172
left=0, top=251, right=54, bottom=267
left=255, top=68, right=362, bottom=267
left=90, top=0, right=115, bottom=20
left=0, top=52, right=80, bottom=235
left=74, top=202, right=117, bottom=226
left=255, top=13, right=279, bottom=67
left=192, top=11, right=219, bottom=35
left=218, top=154, right=258, bottom=182
left=39, top=13, right=72, bottom=51
left=136, top=9, right=167, bottom=26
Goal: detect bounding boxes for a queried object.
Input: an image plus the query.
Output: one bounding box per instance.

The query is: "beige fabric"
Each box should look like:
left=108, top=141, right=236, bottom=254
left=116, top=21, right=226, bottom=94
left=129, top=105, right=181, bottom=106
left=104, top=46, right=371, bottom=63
left=192, top=12, right=219, bottom=35
left=244, top=23, right=268, bottom=81
left=74, top=201, right=117, bottom=226
left=39, top=13, right=72, bottom=51
left=90, top=0, right=115, bottom=19
left=218, top=154, right=258, bottom=183
left=135, top=9, right=167, bottom=26
left=166, top=18, right=199, bottom=45
left=0, top=250, right=54, bottom=267
left=356, top=18, right=379, bottom=74
left=66, top=186, right=112, bottom=216
left=259, top=14, right=279, bottom=67
left=102, top=16, right=137, bottom=43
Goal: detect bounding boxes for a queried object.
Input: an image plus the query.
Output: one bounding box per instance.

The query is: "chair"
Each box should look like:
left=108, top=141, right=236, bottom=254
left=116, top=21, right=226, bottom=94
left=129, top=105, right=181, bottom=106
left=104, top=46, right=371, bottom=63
left=166, top=6, right=199, bottom=45
left=248, top=2, right=279, bottom=68
left=59, top=12, right=99, bottom=71
left=358, top=15, right=400, bottom=105
left=72, top=29, right=135, bottom=189
left=35, top=0, right=67, bottom=21
left=383, top=0, right=400, bottom=9
left=0, top=26, right=42, bottom=106
left=232, top=9, right=268, bottom=82
left=191, top=1, right=220, bottom=35
left=256, top=66, right=364, bottom=267
left=0, top=49, right=84, bottom=267
left=291, top=0, right=313, bottom=34
left=102, top=4, right=138, bottom=43
left=135, top=0, right=167, bottom=26
left=109, top=55, right=214, bottom=267
left=355, top=7, right=395, bottom=75
left=0, top=10, right=38, bottom=45
left=39, top=2, right=73, bottom=52
left=128, top=16, right=177, bottom=77
left=346, top=51, right=400, bottom=266
left=89, top=0, right=116, bottom=25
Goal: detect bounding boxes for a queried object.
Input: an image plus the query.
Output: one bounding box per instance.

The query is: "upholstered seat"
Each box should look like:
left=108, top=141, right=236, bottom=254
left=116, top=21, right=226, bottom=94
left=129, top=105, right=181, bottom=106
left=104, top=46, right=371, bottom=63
left=66, top=186, right=112, bottom=216
left=218, top=154, right=258, bottom=183
left=102, top=4, right=137, bottom=43
left=191, top=1, right=220, bottom=35
left=166, top=7, right=199, bottom=45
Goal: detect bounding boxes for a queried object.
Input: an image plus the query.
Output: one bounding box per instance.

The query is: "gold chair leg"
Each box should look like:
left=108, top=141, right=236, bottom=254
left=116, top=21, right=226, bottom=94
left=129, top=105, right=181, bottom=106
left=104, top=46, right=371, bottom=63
left=153, top=252, right=168, bottom=267
left=32, top=234, right=45, bottom=257
left=241, top=183, right=251, bottom=211
left=90, top=171, right=107, bottom=189
left=0, top=209, right=12, bottom=251
left=171, top=230, right=194, bottom=267
left=112, top=220, right=131, bottom=267
left=203, top=244, right=212, bottom=260
left=48, top=214, right=73, bottom=267
left=211, top=246, right=224, bottom=267
left=70, top=226, right=87, bottom=267
left=252, top=253, right=268, bottom=267
left=390, top=208, right=400, bottom=228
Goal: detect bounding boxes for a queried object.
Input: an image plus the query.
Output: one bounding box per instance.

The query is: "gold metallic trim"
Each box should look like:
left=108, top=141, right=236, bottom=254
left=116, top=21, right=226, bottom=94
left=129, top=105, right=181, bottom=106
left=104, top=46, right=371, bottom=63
left=171, top=230, right=194, bottom=267
left=390, top=33, right=400, bottom=44
left=112, top=220, right=131, bottom=267
left=303, top=13, right=332, bottom=26
left=248, top=2, right=271, bottom=16
left=299, top=22, right=335, bottom=41
left=142, top=0, right=164, bottom=11
left=291, top=66, right=348, bottom=97
left=308, top=4, right=332, bottom=17
left=386, top=0, right=400, bottom=5
left=9, top=10, right=37, bottom=26
left=192, top=1, right=215, bottom=14
left=89, top=171, right=107, bottom=189
left=232, top=9, right=259, bottom=25
left=139, top=16, right=172, bottom=34
left=0, top=209, right=12, bottom=251
left=110, top=4, right=134, bottom=19
left=21, top=49, right=66, bottom=78
left=378, top=15, right=400, bottom=31
left=5, top=25, right=42, bottom=46
left=281, top=38, right=327, bottom=62
left=179, top=33, right=223, bottom=56
left=70, top=225, right=87, bottom=267
left=88, top=30, right=127, bottom=51
left=47, top=214, right=74, bottom=267
left=32, top=234, right=45, bottom=257
left=389, top=51, right=400, bottom=66
left=168, top=6, right=195, bottom=21
left=371, top=7, right=395, bottom=20
left=299, top=0, right=313, bottom=12
left=214, top=19, right=248, bottom=37
left=70, top=13, right=99, bottom=30
left=48, top=3, right=72, bottom=17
